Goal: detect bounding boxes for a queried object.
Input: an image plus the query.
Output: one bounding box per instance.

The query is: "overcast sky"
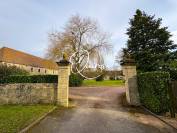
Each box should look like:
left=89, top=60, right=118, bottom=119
left=0, top=0, right=177, bottom=68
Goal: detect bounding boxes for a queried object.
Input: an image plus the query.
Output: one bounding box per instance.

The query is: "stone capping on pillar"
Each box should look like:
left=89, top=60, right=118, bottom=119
left=56, top=59, right=70, bottom=66
left=120, top=58, right=136, bottom=66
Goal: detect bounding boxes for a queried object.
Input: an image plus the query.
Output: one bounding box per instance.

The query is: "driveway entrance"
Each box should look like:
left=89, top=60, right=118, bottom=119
left=29, top=87, right=176, bottom=133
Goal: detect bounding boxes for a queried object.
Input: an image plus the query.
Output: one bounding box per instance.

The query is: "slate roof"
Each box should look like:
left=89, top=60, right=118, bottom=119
left=0, top=47, right=58, bottom=70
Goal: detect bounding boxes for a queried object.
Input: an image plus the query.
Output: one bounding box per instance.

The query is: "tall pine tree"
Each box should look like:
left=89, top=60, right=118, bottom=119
left=125, top=9, right=176, bottom=72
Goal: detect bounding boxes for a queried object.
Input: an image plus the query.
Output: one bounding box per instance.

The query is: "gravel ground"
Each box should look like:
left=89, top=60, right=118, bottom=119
left=28, top=87, right=177, bottom=133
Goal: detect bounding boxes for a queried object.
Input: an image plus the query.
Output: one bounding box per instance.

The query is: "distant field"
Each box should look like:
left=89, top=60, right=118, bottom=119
left=82, top=80, right=125, bottom=87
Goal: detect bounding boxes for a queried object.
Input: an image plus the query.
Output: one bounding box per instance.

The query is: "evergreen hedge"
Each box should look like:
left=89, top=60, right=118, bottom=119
left=69, top=74, right=83, bottom=87
left=0, top=75, right=58, bottom=83
left=95, top=74, right=104, bottom=81
left=0, top=73, right=83, bottom=86
left=169, top=69, right=177, bottom=80
left=137, top=71, right=170, bottom=114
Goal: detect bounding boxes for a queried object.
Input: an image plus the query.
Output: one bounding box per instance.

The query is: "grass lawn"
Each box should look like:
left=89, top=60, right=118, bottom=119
left=82, top=80, right=125, bottom=87
left=0, top=105, right=55, bottom=133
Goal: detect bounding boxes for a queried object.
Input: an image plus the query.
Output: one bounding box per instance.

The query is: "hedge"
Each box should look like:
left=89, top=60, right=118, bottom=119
left=95, top=74, right=104, bottom=81
left=169, top=69, right=177, bottom=80
left=0, top=74, right=83, bottom=86
left=69, top=74, right=83, bottom=87
left=137, top=71, right=170, bottom=114
left=0, top=75, right=58, bottom=83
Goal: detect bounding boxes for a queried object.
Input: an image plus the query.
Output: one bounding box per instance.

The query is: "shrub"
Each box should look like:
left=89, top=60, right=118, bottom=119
left=137, top=71, right=170, bottom=114
left=169, top=69, right=177, bottom=80
left=95, top=74, right=104, bottom=81
left=69, top=74, right=83, bottom=87
left=0, top=64, right=29, bottom=77
left=0, top=73, right=84, bottom=86
left=109, top=77, right=115, bottom=80
left=0, top=75, right=58, bottom=83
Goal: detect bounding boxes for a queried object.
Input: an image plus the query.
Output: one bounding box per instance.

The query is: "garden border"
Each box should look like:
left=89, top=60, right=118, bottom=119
left=19, top=106, right=57, bottom=133
left=141, top=106, right=177, bottom=131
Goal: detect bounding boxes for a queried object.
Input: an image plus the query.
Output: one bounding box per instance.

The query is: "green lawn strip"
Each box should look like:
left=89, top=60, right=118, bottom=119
left=82, top=80, right=125, bottom=87
left=0, top=105, right=55, bottom=133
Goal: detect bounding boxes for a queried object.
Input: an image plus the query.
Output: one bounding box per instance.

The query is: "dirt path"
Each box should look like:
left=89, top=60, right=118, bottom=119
left=28, top=87, right=176, bottom=133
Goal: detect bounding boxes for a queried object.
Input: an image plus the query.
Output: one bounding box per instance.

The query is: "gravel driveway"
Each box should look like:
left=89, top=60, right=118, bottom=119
left=28, top=87, right=176, bottom=133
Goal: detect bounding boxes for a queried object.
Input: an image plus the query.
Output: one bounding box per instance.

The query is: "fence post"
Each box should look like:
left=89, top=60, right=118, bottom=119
left=56, top=59, right=70, bottom=107
left=168, top=81, right=176, bottom=118
left=121, top=58, right=140, bottom=106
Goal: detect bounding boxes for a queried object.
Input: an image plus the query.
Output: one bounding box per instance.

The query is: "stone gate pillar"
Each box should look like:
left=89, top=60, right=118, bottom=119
left=56, top=59, right=70, bottom=107
left=121, top=58, right=140, bottom=106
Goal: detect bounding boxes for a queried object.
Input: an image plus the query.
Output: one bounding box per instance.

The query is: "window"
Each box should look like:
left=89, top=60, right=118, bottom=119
left=38, top=69, right=40, bottom=73
left=31, top=68, right=33, bottom=72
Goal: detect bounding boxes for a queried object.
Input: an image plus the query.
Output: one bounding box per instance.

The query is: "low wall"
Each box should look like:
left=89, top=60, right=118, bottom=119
left=0, top=83, right=57, bottom=104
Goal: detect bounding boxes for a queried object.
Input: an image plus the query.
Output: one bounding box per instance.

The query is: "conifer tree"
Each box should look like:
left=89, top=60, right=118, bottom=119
left=125, top=9, right=176, bottom=71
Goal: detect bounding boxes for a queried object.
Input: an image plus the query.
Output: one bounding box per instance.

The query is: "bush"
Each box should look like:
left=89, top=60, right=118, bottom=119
left=0, top=65, right=29, bottom=77
left=109, top=77, right=115, bottom=80
left=169, top=69, right=177, bottom=80
left=137, top=71, right=170, bottom=114
left=69, top=74, right=83, bottom=87
left=0, top=73, right=84, bottom=86
left=0, top=75, right=58, bottom=83
left=95, top=75, right=104, bottom=81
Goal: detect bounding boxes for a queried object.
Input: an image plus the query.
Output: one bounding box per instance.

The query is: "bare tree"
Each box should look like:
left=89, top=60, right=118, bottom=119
left=46, top=15, right=112, bottom=70
left=115, top=48, right=129, bottom=65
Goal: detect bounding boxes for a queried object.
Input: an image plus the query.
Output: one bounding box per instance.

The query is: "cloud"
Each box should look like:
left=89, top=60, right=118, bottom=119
left=171, top=30, right=177, bottom=43
left=0, top=0, right=177, bottom=68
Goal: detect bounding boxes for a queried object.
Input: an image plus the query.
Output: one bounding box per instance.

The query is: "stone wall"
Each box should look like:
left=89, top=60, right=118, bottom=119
left=0, top=83, right=57, bottom=104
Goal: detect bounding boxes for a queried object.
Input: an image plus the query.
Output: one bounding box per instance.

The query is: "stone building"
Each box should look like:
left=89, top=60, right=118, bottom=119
left=104, top=70, right=123, bottom=80
left=0, top=47, right=58, bottom=75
